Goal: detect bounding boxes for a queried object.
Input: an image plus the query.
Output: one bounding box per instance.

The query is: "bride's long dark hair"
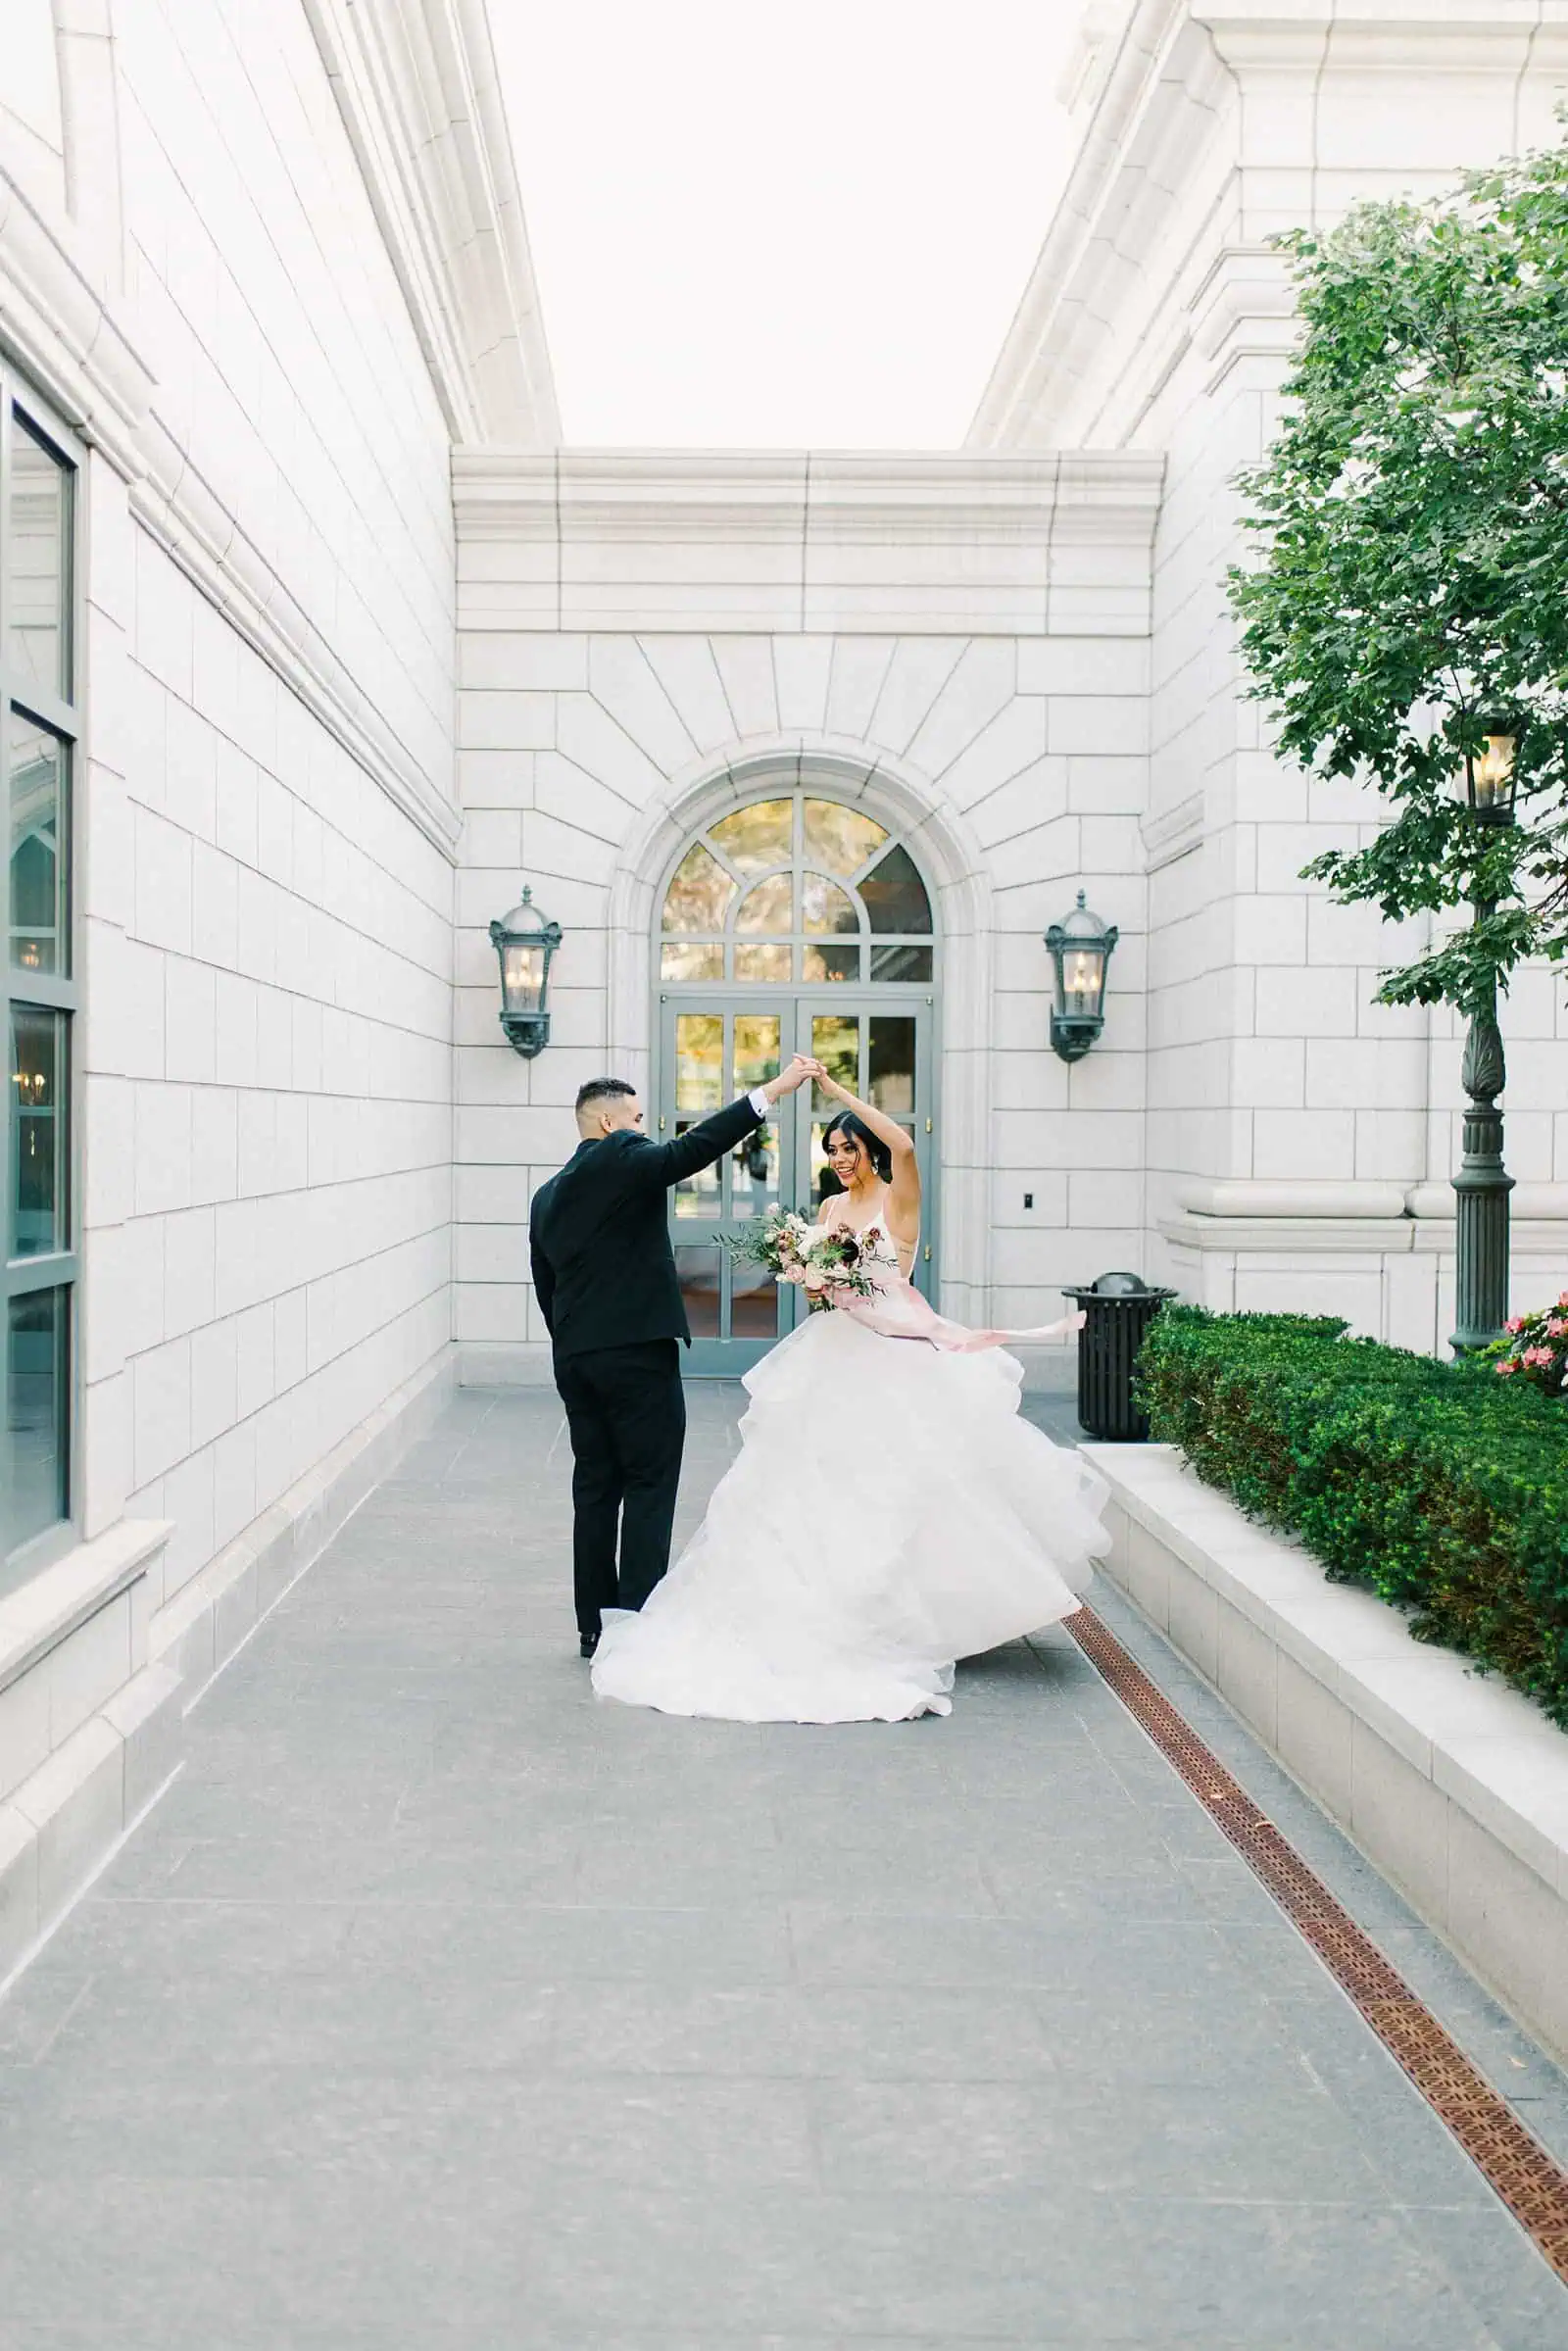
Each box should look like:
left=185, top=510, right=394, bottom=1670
left=821, top=1109, right=892, bottom=1185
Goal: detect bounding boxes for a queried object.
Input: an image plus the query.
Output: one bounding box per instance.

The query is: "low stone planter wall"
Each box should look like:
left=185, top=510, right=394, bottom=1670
left=1082, top=1442, right=1568, bottom=2064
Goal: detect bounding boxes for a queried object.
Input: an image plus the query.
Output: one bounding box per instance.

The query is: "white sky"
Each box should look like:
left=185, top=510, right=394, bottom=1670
left=490, top=1, right=1083, bottom=449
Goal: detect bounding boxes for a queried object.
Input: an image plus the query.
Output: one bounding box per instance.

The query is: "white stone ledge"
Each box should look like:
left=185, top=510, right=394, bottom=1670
left=1083, top=1442, right=1568, bottom=2061
left=0, top=1520, right=170, bottom=1699
left=0, top=1661, right=181, bottom=1990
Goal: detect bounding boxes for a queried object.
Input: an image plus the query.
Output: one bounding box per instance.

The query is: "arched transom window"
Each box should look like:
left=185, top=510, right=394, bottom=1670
left=659, top=793, right=935, bottom=986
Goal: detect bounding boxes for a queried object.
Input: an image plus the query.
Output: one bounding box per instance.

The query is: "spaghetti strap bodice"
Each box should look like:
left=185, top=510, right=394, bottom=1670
left=821, top=1192, right=917, bottom=1283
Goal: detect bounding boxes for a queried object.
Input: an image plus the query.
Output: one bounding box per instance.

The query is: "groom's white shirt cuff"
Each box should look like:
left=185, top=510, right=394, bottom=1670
left=748, top=1088, right=771, bottom=1119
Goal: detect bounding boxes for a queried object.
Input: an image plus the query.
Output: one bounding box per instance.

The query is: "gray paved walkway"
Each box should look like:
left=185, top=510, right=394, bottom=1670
left=2, top=1385, right=1568, bottom=2348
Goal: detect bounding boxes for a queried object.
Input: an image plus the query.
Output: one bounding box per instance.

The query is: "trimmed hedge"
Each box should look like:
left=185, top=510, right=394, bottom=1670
left=1136, top=1306, right=1568, bottom=1726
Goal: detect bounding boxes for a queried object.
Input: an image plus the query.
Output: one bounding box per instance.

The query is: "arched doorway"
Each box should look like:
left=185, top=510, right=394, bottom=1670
left=655, top=787, right=939, bottom=1370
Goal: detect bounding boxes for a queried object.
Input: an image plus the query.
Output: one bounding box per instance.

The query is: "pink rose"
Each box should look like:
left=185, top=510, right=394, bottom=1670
left=1523, top=1345, right=1554, bottom=1368
left=1504, top=1315, right=1527, bottom=1334
left=1547, top=1317, right=1567, bottom=1339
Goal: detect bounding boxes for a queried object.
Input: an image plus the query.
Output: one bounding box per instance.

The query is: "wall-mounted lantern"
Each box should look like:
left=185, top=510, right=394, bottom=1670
left=1045, top=890, right=1117, bottom=1063
left=489, top=887, right=563, bottom=1058
left=1458, top=716, right=1519, bottom=827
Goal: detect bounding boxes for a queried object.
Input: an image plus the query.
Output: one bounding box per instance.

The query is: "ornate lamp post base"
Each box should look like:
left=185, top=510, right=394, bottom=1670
left=1450, top=1006, right=1513, bottom=1356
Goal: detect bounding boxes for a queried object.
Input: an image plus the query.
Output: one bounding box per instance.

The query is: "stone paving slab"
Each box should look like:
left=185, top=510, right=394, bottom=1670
left=0, top=1385, right=1565, bottom=2347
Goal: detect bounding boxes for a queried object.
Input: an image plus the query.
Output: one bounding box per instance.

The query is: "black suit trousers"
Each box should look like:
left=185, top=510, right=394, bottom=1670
left=554, top=1339, right=686, bottom=1640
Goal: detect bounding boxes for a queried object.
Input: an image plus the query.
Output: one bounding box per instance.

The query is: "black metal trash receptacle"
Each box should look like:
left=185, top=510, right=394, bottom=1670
left=1062, top=1272, right=1176, bottom=1442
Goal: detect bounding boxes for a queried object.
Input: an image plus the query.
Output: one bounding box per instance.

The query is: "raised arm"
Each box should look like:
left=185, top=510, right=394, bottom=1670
left=815, top=1071, right=921, bottom=1241
left=620, top=1056, right=818, bottom=1195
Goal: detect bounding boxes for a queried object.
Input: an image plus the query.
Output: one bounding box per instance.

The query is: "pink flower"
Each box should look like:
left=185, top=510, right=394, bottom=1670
left=1495, top=1358, right=1518, bottom=1375
left=1547, top=1317, right=1568, bottom=1339
left=1504, top=1315, right=1527, bottom=1334
left=1523, top=1345, right=1554, bottom=1368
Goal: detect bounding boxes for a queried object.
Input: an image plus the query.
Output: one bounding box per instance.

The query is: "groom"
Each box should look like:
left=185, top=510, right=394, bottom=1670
left=530, top=1057, right=816, bottom=1656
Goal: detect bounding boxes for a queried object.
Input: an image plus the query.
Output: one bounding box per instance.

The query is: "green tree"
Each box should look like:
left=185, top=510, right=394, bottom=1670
left=1228, top=129, right=1568, bottom=1018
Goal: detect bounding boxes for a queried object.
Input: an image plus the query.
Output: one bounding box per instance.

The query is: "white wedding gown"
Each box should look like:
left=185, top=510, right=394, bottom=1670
left=591, top=1225, right=1110, bottom=1723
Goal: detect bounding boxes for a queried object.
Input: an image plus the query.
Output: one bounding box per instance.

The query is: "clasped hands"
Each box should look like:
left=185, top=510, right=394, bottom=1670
left=761, top=1054, right=834, bottom=1105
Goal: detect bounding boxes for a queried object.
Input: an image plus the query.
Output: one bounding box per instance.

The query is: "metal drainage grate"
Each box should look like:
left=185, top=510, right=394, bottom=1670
left=1065, top=1604, right=1568, bottom=2284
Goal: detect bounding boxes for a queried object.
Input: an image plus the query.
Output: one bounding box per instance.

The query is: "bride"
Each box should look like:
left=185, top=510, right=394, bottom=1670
left=590, top=1063, right=1109, bottom=1723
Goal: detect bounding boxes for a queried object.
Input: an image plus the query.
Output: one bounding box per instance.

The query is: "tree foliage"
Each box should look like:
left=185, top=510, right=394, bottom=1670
left=1229, top=130, right=1568, bottom=1016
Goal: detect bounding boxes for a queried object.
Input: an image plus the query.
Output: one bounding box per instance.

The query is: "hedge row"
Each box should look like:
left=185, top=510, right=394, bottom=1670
left=1135, top=1306, right=1568, bottom=1726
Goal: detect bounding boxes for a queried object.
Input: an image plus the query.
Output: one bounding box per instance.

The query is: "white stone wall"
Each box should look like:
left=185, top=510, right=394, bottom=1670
left=3, top=0, right=66, bottom=220
left=76, top=0, right=460, bottom=1597
left=971, top=0, right=1568, bottom=1343
left=451, top=452, right=1161, bottom=1371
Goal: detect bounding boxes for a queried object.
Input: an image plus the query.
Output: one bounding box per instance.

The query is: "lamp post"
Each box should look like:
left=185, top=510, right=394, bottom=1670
left=489, top=887, right=563, bottom=1059
left=1045, top=891, right=1118, bottom=1063
left=1450, top=721, right=1518, bottom=1355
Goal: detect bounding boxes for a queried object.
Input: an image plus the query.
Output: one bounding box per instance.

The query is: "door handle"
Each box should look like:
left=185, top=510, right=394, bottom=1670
left=923, top=1244, right=931, bottom=1263
left=659, top=1116, right=666, bottom=1132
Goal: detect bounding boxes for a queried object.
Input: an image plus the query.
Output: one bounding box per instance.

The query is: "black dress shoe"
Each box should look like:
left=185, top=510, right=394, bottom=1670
left=579, top=1633, right=599, bottom=1660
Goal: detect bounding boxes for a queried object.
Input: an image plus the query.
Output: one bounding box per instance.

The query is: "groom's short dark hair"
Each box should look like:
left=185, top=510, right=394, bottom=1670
left=575, top=1078, right=638, bottom=1114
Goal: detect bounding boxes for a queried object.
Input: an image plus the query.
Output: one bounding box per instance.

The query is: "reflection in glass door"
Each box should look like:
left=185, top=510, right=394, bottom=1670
left=660, top=995, right=933, bottom=1373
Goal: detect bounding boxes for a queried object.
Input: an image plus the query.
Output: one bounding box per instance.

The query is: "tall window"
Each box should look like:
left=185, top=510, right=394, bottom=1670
left=3, top=387, right=77, bottom=1581
left=659, top=794, right=935, bottom=986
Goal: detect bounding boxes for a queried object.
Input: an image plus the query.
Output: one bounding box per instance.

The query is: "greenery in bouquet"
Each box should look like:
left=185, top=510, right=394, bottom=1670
left=1485, top=1297, right=1568, bottom=1398
left=724, top=1207, right=877, bottom=1305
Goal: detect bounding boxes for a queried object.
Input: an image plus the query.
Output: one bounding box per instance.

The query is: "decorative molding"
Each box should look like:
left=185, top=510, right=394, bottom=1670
left=0, top=165, right=150, bottom=481
left=1141, top=789, right=1204, bottom=870
left=454, top=448, right=1167, bottom=549
left=970, top=0, right=1568, bottom=451
left=1176, top=1178, right=1407, bottom=1220
left=301, top=0, right=559, bottom=445
left=1406, top=1180, right=1568, bottom=1223
left=0, top=155, right=462, bottom=857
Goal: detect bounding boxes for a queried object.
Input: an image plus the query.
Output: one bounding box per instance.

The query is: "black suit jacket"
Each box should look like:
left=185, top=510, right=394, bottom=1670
left=529, top=1095, right=764, bottom=1361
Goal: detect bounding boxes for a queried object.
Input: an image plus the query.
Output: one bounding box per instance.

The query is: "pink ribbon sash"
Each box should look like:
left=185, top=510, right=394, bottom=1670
left=825, top=1280, right=1081, bottom=1355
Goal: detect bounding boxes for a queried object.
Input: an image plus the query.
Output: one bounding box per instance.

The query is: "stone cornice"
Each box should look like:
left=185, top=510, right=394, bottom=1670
left=302, top=0, right=559, bottom=446
left=971, top=0, right=1568, bottom=451
left=453, top=448, right=1167, bottom=547
left=0, top=167, right=151, bottom=480
left=0, top=161, right=461, bottom=857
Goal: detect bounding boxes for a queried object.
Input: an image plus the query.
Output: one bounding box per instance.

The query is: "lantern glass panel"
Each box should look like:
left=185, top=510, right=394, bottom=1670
left=502, top=941, right=545, bottom=1007
left=1060, top=946, right=1104, bottom=1018
left=1474, top=732, right=1517, bottom=814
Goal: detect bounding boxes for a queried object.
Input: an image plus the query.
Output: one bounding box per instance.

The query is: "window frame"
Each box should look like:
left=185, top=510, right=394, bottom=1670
left=656, top=790, right=939, bottom=991
left=2, top=376, right=84, bottom=1591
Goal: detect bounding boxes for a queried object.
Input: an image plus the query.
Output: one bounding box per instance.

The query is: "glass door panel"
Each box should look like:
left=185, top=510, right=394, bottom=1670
left=662, top=994, right=935, bottom=1370
left=672, top=1011, right=724, bottom=1219
left=731, top=1014, right=780, bottom=1220
left=674, top=1246, right=721, bottom=1337
left=795, top=1002, right=933, bottom=1299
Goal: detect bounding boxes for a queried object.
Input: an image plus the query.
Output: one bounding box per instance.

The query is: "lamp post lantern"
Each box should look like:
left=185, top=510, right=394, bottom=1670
left=1045, top=891, right=1118, bottom=1063
left=1450, top=719, right=1518, bottom=1355
left=489, top=887, right=563, bottom=1059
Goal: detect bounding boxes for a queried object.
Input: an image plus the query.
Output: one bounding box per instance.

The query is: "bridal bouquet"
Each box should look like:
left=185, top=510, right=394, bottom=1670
left=725, top=1207, right=877, bottom=1308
